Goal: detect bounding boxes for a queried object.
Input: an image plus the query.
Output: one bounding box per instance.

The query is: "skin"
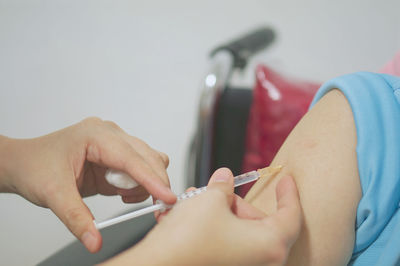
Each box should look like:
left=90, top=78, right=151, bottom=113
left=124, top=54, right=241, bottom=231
left=0, top=117, right=176, bottom=253
left=103, top=168, right=303, bottom=266
left=245, top=90, right=362, bottom=265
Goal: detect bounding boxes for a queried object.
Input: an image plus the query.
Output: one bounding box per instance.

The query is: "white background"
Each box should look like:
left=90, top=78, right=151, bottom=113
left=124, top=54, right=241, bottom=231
left=0, top=0, right=399, bottom=265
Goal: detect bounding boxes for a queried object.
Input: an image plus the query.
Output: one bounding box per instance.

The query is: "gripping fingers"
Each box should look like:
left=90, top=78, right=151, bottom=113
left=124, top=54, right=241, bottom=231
left=155, top=186, right=197, bottom=222
left=86, top=134, right=176, bottom=204
left=118, top=133, right=173, bottom=201
left=124, top=136, right=171, bottom=187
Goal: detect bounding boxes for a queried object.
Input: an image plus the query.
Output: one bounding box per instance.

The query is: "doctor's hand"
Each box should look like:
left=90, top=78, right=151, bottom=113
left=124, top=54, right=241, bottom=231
left=104, top=168, right=302, bottom=266
left=0, top=117, right=176, bottom=253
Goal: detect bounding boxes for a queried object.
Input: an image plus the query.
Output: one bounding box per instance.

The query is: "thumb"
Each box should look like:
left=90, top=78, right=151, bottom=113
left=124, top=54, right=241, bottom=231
left=269, top=176, right=302, bottom=246
left=207, top=168, right=235, bottom=206
left=275, top=176, right=301, bottom=218
left=48, top=187, right=102, bottom=253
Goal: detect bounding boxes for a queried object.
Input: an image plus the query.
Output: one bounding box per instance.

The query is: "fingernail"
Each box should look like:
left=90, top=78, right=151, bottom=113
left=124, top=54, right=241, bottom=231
left=82, top=231, right=97, bottom=252
left=212, top=169, right=230, bottom=183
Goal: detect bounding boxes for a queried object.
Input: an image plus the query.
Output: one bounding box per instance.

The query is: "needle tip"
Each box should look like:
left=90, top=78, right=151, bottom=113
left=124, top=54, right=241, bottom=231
left=257, top=165, right=282, bottom=178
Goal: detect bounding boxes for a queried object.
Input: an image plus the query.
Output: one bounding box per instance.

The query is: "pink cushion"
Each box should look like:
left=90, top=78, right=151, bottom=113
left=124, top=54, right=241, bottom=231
left=380, top=50, right=400, bottom=76
left=239, top=65, right=320, bottom=196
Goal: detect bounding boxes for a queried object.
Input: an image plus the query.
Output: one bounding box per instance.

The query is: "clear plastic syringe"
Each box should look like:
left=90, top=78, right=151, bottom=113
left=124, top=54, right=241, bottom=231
left=94, top=166, right=281, bottom=230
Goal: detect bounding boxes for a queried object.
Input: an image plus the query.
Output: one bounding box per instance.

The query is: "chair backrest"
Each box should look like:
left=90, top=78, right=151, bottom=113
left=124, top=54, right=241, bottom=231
left=211, top=87, right=253, bottom=177
left=186, top=27, right=276, bottom=188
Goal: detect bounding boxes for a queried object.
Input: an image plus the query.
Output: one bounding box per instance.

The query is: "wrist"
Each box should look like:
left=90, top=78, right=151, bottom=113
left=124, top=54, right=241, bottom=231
left=0, top=136, right=18, bottom=193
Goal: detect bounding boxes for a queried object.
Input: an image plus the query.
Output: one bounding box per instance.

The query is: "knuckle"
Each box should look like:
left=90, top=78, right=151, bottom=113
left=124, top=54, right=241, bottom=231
left=158, top=152, right=170, bottom=167
left=87, top=142, right=102, bottom=162
left=75, top=117, right=103, bottom=144
left=152, top=151, right=169, bottom=168
left=81, top=117, right=103, bottom=128
left=104, top=120, right=121, bottom=130
left=64, top=207, right=88, bottom=234
left=66, top=207, right=84, bottom=222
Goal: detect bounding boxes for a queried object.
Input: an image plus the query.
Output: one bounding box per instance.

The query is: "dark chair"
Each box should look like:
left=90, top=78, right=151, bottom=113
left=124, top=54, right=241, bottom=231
left=186, top=27, right=275, bottom=188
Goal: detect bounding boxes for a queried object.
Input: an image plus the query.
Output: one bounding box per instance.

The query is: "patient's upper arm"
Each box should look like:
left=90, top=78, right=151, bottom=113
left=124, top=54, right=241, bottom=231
left=245, top=89, right=362, bottom=265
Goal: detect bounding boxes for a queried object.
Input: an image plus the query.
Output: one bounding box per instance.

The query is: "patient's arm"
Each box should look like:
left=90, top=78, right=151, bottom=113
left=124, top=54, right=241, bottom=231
left=245, top=89, right=362, bottom=265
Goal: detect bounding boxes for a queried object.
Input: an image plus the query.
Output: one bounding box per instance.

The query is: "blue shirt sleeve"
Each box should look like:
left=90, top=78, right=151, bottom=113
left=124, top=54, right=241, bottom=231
left=309, top=72, right=400, bottom=265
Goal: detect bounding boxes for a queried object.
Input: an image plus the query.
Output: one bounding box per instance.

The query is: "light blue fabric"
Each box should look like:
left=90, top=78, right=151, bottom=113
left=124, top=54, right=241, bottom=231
left=309, top=72, right=400, bottom=265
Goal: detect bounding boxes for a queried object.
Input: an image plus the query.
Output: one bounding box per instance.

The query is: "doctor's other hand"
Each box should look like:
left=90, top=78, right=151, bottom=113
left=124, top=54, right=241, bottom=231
left=104, top=168, right=302, bottom=266
left=0, top=117, right=176, bottom=253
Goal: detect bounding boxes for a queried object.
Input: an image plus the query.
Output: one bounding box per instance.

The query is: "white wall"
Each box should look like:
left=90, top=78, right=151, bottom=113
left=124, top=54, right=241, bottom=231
left=0, top=0, right=399, bottom=265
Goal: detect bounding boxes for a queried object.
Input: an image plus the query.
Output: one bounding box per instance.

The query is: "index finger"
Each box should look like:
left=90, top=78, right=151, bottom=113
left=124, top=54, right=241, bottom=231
left=86, top=135, right=176, bottom=204
left=265, top=176, right=302, bottom=246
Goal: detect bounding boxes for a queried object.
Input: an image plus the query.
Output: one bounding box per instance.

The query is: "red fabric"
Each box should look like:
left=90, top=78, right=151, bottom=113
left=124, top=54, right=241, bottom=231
left=379, top=50, right=400, bottom=76
left=239, top=65, right=320, bottom=197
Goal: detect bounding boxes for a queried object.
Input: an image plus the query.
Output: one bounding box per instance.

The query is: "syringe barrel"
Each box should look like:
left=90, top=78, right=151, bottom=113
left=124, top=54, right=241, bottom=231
left=233, top=170, right=259, bottom=187
left=95, top=169, right=262, bottom=229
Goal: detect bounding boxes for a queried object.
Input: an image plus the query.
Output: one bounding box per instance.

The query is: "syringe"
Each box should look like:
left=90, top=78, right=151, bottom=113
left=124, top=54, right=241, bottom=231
left=94, top=166, right=281, bottom=230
